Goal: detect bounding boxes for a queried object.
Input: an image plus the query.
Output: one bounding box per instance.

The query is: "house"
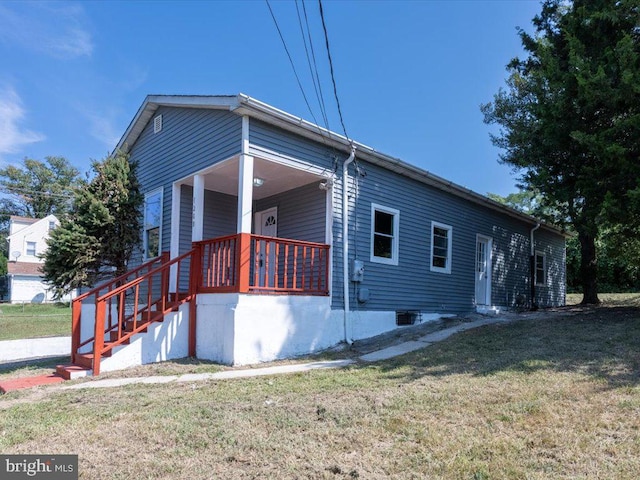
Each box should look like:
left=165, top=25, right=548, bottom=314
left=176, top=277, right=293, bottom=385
left=5, top=215, right=72, bottom=303
left=61, top=94, right=566, bottom=377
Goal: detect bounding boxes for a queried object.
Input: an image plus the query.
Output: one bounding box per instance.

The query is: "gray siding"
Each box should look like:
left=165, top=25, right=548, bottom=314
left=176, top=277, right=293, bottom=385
left=254, top=182, right=326, bottom=243
left=131, top=107, right=242, bottom=255
left=246, top=118, right=565, bottom=314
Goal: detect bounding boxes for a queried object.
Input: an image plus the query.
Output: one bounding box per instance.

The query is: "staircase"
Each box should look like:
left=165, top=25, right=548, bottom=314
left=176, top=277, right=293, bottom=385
left=57, top=249, right=197, bottom=378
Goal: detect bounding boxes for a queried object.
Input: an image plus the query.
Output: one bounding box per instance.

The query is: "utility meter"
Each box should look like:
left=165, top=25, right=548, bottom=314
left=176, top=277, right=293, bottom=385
left=351, top=259, right=364, bottom=282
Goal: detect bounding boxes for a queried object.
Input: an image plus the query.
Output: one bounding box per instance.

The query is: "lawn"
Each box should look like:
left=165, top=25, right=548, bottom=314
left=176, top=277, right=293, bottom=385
left=0, top=303, right=71, bottom=341
left=1, top=300, right=639, bottom=479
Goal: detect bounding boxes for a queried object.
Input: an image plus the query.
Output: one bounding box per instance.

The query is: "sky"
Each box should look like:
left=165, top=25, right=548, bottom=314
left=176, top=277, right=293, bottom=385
left=0, top=0, right=543, bottom=197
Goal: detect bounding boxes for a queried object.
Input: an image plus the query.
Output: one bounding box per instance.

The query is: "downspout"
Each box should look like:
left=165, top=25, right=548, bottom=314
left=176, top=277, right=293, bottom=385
left=343, top=146, right=356, bottom=344
left=530, top=223, right=541, bottom=310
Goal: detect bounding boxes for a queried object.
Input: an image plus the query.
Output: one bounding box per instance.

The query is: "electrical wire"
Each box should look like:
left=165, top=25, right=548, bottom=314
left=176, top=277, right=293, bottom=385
left=318, top=0, right=350, bottom=142
left=297, top=0, right=330, bottom=133
left=265, top=0, right=321, bottom=129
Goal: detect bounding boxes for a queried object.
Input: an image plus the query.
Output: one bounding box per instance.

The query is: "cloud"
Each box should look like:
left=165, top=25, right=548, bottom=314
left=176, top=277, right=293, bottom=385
left=86, top=110, right=121, bottom=151
left=0, top=87, right=45, bottom=160
left=0, top=2, right=93, bottom=59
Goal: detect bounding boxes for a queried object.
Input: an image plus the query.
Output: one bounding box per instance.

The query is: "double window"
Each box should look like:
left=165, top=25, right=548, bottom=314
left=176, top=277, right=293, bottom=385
left=370, top=204, right=399, bottom=265
left=430, top=221, right=452, bottom=274
left=144, top=188, right=163, bottom=259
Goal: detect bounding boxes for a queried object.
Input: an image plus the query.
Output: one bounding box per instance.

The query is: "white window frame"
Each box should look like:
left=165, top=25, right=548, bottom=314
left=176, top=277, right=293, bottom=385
left=370, top=203, right=400, bottom=266
left=535, top=250, right=546, bottom=286
left=144, top=188, right=163, bottom=259
left=430, top=221, right=453, bottom=274
left=26, top=241, right=37, bottom=257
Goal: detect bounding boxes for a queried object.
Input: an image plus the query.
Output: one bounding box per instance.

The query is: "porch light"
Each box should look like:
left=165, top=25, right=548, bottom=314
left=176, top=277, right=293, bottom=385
left=253, top=177, right=265, bottom=187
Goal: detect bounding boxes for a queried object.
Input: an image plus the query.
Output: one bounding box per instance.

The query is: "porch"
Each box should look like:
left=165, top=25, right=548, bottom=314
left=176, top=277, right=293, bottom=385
left=67, top=234, right=331, bottom=376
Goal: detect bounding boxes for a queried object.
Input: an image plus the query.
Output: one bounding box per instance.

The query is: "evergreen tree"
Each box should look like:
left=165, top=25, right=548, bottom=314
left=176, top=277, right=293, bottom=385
left=43, top=151, right=143, bottom=298
left=482, top=0, right=640, bottom=304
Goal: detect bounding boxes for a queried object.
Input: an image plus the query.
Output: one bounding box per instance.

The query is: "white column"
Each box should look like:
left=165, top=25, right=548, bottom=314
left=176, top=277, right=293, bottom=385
left=237, top=116, right=253, bottom=233
left=192, top=174, right=205, bottom=242
left=169, top=183, right=181, bottom=292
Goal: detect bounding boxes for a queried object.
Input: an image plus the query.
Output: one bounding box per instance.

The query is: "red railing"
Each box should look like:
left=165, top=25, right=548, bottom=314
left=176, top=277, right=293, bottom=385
left=71, top=253, right=169, bottom=364
left=196, top=234, right=330, bottom=295
left=72, top=234, right=329, bottom=375
left=90, top=250, right=195, bottom=374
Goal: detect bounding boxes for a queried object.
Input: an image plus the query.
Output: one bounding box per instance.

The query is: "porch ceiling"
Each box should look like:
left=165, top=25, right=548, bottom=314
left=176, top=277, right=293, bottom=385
left=183, top=157, right=324, bottom=200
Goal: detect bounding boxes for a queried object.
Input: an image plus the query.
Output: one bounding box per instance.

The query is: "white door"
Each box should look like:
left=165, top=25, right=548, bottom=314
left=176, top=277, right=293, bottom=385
left=254, top=207, right=278, bottom=287
left=475, top=236, right=492, bottom=305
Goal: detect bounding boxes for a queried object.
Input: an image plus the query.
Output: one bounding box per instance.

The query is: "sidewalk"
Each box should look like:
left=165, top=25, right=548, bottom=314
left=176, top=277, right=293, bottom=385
left=1, top=313, right=520, bottom=394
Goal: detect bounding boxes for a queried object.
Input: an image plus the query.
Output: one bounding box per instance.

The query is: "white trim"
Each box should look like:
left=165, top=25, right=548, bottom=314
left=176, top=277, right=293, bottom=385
left=143, top=187, right=163, bottom=259
left=325, top=181, right=334, bottom=299
left=248, top=144, right=332, bottom=178
left=370, top=203, right=400, bottom=266
left=430, top=221, right=452, bottom=274
left=237, top=116, right=254, bottom=233
left=475, top=234, right=493, bottom=306
left=169, top=182, right=181, bottom=292
left=535, top=250, right=546, bottom=286
left=192, top=174, right=205, bottom=242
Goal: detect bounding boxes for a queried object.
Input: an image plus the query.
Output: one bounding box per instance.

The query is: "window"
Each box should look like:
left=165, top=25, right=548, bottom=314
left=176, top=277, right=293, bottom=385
left=26, top=241, right=36, bottom=256
left=144, top=188, right=163, bottom=259
left=370, top=204, right=399, bottom=265
left=48, top=221, right=56, bottom=231
left=535, top=251, right=546, bottom=286
left=430, top=221, right=452, bottom=274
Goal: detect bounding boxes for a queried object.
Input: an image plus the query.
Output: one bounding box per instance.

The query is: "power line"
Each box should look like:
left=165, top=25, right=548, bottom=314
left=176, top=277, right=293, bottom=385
left=265, top=0, right=321, bottom=129
left=318, top=0, right=350, bottom=142
left=296, top=0, right=330, bottom=132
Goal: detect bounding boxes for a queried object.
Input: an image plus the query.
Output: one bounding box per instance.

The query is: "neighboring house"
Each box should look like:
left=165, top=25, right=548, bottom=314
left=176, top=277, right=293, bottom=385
left=5, top=215, right=69, bottom=303
left=63, top=94, right=566, bottom=377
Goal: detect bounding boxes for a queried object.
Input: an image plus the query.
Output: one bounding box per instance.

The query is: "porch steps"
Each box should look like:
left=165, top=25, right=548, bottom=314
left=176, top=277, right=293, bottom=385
left=56, top=364, right=92, bottom=380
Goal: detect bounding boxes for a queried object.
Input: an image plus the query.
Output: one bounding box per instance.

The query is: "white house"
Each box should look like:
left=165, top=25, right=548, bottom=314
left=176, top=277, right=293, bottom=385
left=5, top=214, right=72, bottom=303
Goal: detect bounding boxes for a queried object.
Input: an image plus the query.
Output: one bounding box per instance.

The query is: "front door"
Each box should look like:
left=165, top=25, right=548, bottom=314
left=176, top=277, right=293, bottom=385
left=254, top=207, right=278, bottom=287
left=475, top=236, right=492, bottom=305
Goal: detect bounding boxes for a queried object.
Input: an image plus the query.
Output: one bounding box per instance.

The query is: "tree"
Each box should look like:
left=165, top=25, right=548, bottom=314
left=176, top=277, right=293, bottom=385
left=0, top=156, right=81, bottom=219
left=482, top=0, right=640, bottom=304
left=42, top=151, right=143, bottom=298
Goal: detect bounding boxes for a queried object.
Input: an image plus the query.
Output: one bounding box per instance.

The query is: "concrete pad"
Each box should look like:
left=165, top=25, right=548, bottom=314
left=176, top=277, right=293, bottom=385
left=0, top=374, right=65, bottom=393
left=360, top=341, right=430, bottom=362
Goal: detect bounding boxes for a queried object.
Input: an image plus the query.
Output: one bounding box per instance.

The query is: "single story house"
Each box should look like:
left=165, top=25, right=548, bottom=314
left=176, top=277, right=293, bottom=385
left=62, top=94, right=566, bottom=377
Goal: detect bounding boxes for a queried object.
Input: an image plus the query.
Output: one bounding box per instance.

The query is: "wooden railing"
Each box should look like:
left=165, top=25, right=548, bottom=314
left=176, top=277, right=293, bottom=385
left=71, top=253, right=169, bottom=364
left=71, top=234, right=329, bottom=375
left=195, top=234, right=330, bottom=296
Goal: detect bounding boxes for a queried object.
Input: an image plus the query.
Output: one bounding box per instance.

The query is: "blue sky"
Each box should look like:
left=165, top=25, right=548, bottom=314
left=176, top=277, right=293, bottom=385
left=0, top=0, right=541, bottom=197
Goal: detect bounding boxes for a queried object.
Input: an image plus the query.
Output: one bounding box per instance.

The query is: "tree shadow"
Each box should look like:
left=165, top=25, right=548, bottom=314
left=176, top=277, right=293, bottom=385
left=368, top=306, right=640, bottom=390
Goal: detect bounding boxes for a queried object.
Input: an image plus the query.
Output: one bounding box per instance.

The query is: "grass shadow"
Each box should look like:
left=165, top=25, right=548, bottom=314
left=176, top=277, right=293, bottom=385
left=370, top=305, right=640, bottom=390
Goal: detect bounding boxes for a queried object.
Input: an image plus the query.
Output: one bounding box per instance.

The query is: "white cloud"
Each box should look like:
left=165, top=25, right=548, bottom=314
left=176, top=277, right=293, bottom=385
left=86, top=110, right=121, bottom=151
left=0, top=2, right=93, bottom=59
left=0, top=87, right=45, bottom=160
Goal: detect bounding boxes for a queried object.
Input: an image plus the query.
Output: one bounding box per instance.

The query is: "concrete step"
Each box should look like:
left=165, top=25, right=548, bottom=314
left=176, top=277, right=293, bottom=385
left=56, top=364, right=92, bottom=380
left=0, top=374, right=65, bottom=393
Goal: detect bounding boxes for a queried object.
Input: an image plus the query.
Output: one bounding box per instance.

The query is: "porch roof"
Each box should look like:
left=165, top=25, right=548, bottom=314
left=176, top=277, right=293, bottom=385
left=115, top=93, right=565, bottom=237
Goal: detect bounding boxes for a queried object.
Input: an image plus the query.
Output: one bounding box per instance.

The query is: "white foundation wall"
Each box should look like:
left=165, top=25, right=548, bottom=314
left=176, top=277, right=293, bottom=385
left=349, top=310, right=450, bottom=340
left=99, top=304, right=189, bottom=373
left=197, top=294, right=343, bottom=365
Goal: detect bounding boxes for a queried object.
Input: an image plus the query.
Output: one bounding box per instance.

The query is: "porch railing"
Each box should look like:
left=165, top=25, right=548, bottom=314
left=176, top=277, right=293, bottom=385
left=195, top=233, right=330, bottom=295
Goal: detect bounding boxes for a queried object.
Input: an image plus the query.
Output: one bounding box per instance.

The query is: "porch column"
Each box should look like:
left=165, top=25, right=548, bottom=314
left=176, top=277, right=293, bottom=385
left=169, top=183, right=181, bottom=293
left=192, top=174, right=205, bottom=242
left=237, top=116, right=253, bottom=233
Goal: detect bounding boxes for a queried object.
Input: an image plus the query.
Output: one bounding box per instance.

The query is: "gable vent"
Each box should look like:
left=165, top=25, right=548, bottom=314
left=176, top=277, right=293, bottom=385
left=153, top=114, right=163, bottom=133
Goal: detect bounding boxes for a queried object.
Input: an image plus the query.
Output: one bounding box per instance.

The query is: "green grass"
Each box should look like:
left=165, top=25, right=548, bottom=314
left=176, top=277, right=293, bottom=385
left=566, top=292, right=640, bottom=306
left=0, top=303, right=71, bottom=341
left=1, top=301, right=640, bottom=479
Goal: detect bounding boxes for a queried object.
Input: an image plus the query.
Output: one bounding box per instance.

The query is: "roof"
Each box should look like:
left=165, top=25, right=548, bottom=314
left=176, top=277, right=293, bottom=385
left=9, top=216, right=39, bottom=224
left=116, top=94, right=565, bottom=236
left=7, top=262, right=43, bottom=276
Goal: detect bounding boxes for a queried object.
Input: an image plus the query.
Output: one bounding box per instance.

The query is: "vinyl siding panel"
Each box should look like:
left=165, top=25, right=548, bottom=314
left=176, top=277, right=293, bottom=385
left=130, top=107, right=242, bottom=255
left=254, top=182, right=326, bottom=243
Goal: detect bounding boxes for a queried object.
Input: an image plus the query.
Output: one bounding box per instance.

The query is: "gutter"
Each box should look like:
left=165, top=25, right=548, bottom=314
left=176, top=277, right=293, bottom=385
left=342, top=146, right=356, bottom=345
left=530, top=223, right=541, bottom=310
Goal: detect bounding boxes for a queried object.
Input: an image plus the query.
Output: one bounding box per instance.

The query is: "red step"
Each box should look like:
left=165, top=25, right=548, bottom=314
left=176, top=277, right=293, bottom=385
left=56, top=364, right=91, bottom=380
left=0, top=374, right=65, bottom=393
